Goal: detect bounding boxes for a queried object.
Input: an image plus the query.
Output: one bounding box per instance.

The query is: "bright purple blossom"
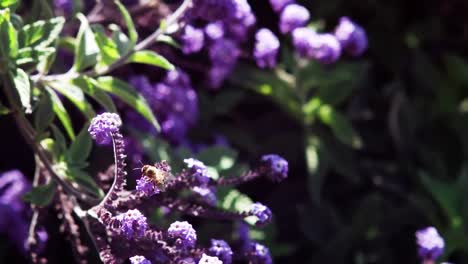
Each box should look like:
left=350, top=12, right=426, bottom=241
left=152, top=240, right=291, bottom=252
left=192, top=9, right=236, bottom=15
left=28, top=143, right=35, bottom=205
left=269, top=0, right=294, bottom=13
left=205, top=22, right=225, bottom=41
left=292, top=27, right=316, bottom=57
left=206, top=65, right=232, bottom=90
left=209, top=239, right=233, bottom=264
left=226, top=0, right=256, bottom=41
left=334, top=17, right=368, bottom=57
left=88, top=112, right=122, bottom=145
left=416, top=227, right=445, bottom=261
left=114, top=209, right=148, bottom=240
left=292, top=28, right=341, bottom=64
left=130, top=255, right=152, bottom=264
left=209, top=39, right=240, bottom=67
left=136, top=176, right=161, bottom=196
left=184, top=158, right=211, bottom=186
left=245, top=242, right=272, bottom=264
left=54, top=0, right=72, bottom=15
left=254, top=28, right=280, bottom=69
left=279, top=4, right=310, bottom=34
left=167, top=221, right=197, bottom=248
left=181, top=25, right=205, bottom=54
left=260, top=154, right=288, bottom=181
left=193, top=186, right=217, bottom=206
left=190, top=0, right=236, bottom=21
left=198, top=254, right=222, bottom=264
left=249, top=203, right=272, bottom=225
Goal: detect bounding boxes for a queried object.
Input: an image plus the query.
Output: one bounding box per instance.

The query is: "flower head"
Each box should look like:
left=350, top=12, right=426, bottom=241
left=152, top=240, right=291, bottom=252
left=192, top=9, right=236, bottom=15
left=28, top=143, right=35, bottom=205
left=269, top=0, right=294, bottom=13
left=136, top=176, right=161, bottom=197
left=279, top=4, right=310, bottom=34
left=416, top=227, right=445, bottom=261
left=184, top=158, right=211, bottom=186
left=209, top=38, right=240, bottom=67
left=130, top=255, right=152, bottom=264
left=292, top=29, right=342, bottom=64
left=334, top=17, right=368, bottom=57
left=245, top=242, right=272, bottom=264
left=193, top=186, right=217, bottom=206
left=205, top=22, right=225, bottom=41
left=88, top=113, right=122, bottom=145
left=198, top=254, right=222, bottom=264
left=249, top=203, right=272, bottom=226
left=292, top=27, right=317, bottom=58
left=167, top=221, right=197, bottom=248
left=190, top=0, right=236, bottom=21
left=260, top=154, right=288, bottom=182
left=114, top=209, right=148, bottom=240
left=181, top=25, right=205, bottom=54
left=209, top=239, right=233, bottom=264
left=254, top=28, right=280, bottom=69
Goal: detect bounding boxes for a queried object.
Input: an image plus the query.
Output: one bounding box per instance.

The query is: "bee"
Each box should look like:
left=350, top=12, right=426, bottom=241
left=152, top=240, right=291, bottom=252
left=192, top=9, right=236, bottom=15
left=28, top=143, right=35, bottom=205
left=138, top=163, right=175, bottom=191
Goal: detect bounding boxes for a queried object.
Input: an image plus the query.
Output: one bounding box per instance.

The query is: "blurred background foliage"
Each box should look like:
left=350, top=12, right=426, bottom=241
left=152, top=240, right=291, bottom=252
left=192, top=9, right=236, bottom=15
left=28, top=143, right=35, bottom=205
left=2, top=0, right=468, bottom=263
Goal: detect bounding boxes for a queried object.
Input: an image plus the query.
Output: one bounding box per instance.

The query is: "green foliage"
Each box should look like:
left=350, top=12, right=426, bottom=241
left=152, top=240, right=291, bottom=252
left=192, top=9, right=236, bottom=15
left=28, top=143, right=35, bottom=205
left=23, top=182, right=57, bottom=207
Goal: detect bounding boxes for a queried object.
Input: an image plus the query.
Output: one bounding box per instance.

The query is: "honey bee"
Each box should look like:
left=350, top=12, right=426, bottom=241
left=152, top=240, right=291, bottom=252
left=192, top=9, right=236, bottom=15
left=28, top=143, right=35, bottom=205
left=140, top=164, right=174, bottom=191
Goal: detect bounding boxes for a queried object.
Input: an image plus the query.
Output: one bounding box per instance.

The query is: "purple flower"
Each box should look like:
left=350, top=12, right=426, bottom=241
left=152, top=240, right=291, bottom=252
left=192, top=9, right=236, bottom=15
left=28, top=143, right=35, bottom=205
left=209, top=239, right=233, bottom=264
left=0, top=170, right=30, bottom=212
left=249, top=203, right=272, bottom=226
left=260, top=154, right=288, bottom=182
left=184, top=158, right=211, bottom=186
left=198, top=254, right=222, bottom=264
left=88, top=113, right=122, bottom=145
left=190, top=0, right=236, bottom=21
left=292, top=27, right=317, bottom=57
left=416, top=227, right=445, bottom=261
left=205, top=22, right=225, bottom=41
left=130, top=255, right=152, bottom=264
left=292, top=29, right=341, bottom=64
left=279, top=4, right=310, bottom=34
left=167, top=221, right=197, bottom=248
left=245, top=242, right=272, bottom=264
left=269, top=0, right=294, bottom=13
left=114, top=209, right=148, bottom=240
left=225, top=0, right=256, bottom=41
left=136, top=176, right=161, bottom=196
left=181, top=25, right=205, bottom=54
left=54, top=0, right=72, bottom=15
left=334, top=17, right=368, bottom=57
left=192, top=186, right=217, bottom=206
left=206, top=65, right=232, bottom=90
left=209, top=38, right=240, bottom=67
left=254, top=28, right=280, bottom=69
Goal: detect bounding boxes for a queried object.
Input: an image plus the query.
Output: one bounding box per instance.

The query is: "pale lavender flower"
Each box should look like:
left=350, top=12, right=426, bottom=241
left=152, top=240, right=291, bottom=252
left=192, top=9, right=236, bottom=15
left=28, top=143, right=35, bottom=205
left=260, top=154, right=288, bottom=182
left=254, top=28, right=280, bottom=69
left=114, top=209, right=148, bottom=240
left=130, top=255, right=152, bottom=264
left=416, top=227, right=445, bottom=261
left=245, top=242, right=272, bottom=264
left=279, top=4, right=310, bottom=34
left=205, top=22, right=225, bottom=41
left=198, top=254, right=222, bottom=264
left=269, top=0, right=294, bottom=13
left=181, top=25, right=205, bottom=54
left=168, top=221, right=197, bottom=248
left=334, top=16, right=368, bottom=57
left=88, top=113, right=122, bottom=145
left=249, top=203, right=272, bottom=225
left=209, top=239, right=233, bottom=264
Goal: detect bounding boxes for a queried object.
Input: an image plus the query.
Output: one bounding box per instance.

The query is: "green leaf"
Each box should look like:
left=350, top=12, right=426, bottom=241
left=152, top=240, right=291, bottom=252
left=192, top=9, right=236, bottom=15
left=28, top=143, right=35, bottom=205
left=127, top=50, right=175, bottom=70
left=65, top=126, right=92, bottom=167
left=92, top=24, right=120, bottom=69
left=16, top=46, right=55, bottom=65
left=9, top=67, right=31, bottom=113
left=27, top=0, right=54, bottom=22
left=34, top=91, right=55, bottom=133
left=96, top=76, right=160, bottom=131
left=420, top=171, right=459, bottom=220
left=114, top=0, right=137, bottom=45
left=45, top=87, right=75, bottom=140
left=51, top=124, right=66, bottom=157
left=110, top=24, right=131, bottom=55
left=0, top=9, right=18, bottom=60
left=72, top=77, right=117, bottom=112
left=73, top=13, right=99, bottom=71
left=318, top=105, right=362, bottom=149
left=0, top=101, right=10, bottom=115
left=66, top=167, right=104, bottom=198
left=18, top=17, right=65, bottom=48
left=0, top=0, right=18, bottom=9
left=156, top=35, right=180, bottom=48
left=48, top=80, right=96, bottom=119
left=23, top=182, right=56, bottom=207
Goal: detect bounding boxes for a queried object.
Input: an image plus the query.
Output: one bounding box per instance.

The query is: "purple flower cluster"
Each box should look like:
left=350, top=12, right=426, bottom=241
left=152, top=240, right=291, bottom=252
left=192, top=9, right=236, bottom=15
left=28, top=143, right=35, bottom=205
left=184, top=158, right=211, bottom=186
left=114, top=209, right=148, bottom=240
left=128, top=69, right=198, bottom=144
left=209, top=239, right=233, bottom=264
left=167, top=221, right=197, bottom=248
left=88, top=112, right=122, bottom=145
left=130, top=255, right=152, bottom=264
left=260, top=154, right=289, bottom=182
left=279, top=4, right=310, bottom=34
left=416, top=226, right=445, bottom=261
left=254, top=29, right=280, bottom=69
left=335, top=16, right=368, bottom=57
left=249, top=203, right=273, bottom=226
left=245, top=242, right=273, bottom=264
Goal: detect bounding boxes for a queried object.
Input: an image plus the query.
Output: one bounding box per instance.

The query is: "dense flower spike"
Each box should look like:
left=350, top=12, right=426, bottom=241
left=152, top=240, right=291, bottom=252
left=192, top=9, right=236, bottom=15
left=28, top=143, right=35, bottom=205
left=198, top=254, right=223, bottom=264
left=130, top=255, right=152, bottom=264
left=88, top=113, right=122, bottom=145
left=205, top=22, right=225, bottom=41
left=181, top=25, right=205, bottom=54
left=292, top=29, right=342, bottom=64
left=192, top=186, right=217, bottom=206
left=249, top=203, right=273, bottom=225
left=209, top=239, right=233, bottom=264
left=260, top=154, right=289, bottom=181
left=292, top=27, right=316, bottom=58
left=114, top=209, right=148, bottom=240
left=184, top=158, right=211, bottom=186
left=269, top=0, right=294, bottom=13
left=190, top=0, right=236, bottom=21
left=334, top=17, right=368, bottom=57
left=416, top=227, right=445, bottom=261
left=279, top=4, right=310, bottom=34
left=245, top=242, right=273, bottom=264
left=209, top=39, right=240, bottom=67
left=254, top=28, right=280, bottom=69
left=167, top=221, right=197, bottom=248
left=136, top=176, right=161, bottom=196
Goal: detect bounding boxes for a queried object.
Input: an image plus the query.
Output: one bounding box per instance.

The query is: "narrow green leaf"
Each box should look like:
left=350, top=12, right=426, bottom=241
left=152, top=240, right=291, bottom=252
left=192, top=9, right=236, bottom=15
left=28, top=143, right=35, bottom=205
left=92, top=24, right=120, bottom=68
left=48, top=80, right=96, bottom=119
left=23, top=182, right=56, bottom=207
left=0, top=9, right=18, bottom=59
left=34, top=91, right=55, bottom=133
left=45, top=87, right=75, bottom=140
left=318, top=105, right=362, bottom=149
left=72, top=77, right=117, bottom=112
left=51, top=124, right=66, bottom=157
left=110, top=24, right=131, bottom=55
left=156, top=35, right=180, bottom=48
left=114, top=0, right=137, bottom=45
left=65, top=126, right=92, bottom=166
left=18, top=17, right=65, bottom=48
left=9, top=68, right=31, bottom=113
left=0, top=0, right=18, bottom=9
left=73, top=13, right=99, bottom=71
left=27, top=0, right=54, bottom=22
left=96, top=76, right=160, bottom=131
left=127, top=50, right=175, bottom=70
left=16, top=46, right=55, bottom=65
